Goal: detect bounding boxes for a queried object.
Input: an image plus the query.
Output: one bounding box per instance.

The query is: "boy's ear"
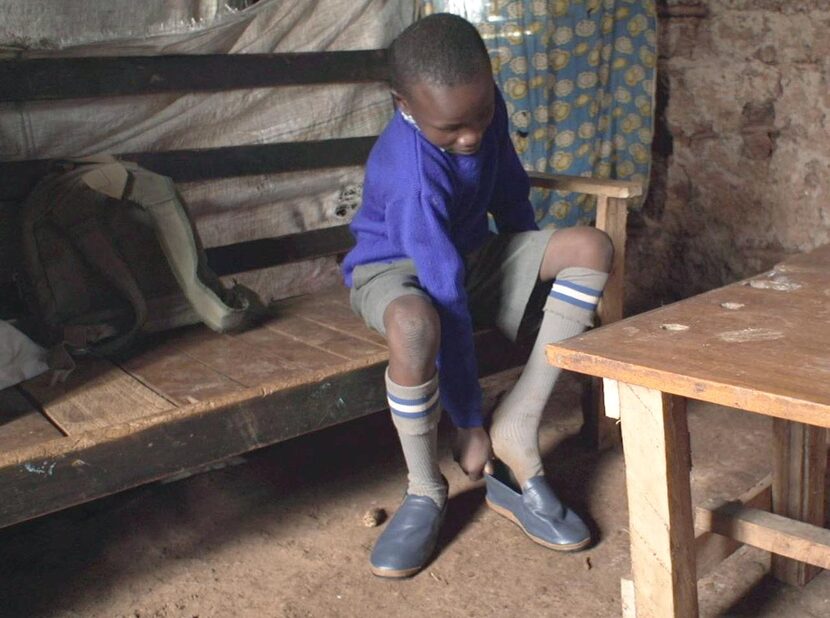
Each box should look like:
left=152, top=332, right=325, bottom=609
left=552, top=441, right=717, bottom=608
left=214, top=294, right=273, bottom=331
left=391, top=89, right=411, bottom=114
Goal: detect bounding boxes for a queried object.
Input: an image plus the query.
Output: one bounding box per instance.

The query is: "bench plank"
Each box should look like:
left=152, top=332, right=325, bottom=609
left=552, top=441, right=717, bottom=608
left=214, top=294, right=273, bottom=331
left=0, top=138, right=377, bottom=203
left=118, top=332, right=244, bottom=406
left=233, top=324, right=347, bottom=373
left=266, top=316, right=386, bottom=361
left=0, top=360, right=389, bottom=529
left=1, top=51, right=389, bottom=102
left=0, top=388, right=63, bottom=452
left=164, top=328, right=314, bottom=389
left=207, top=225, right=355, bottom=276
left=19, top=358, right=174, bottom=434
left=278, top=288, right=387, bottom=346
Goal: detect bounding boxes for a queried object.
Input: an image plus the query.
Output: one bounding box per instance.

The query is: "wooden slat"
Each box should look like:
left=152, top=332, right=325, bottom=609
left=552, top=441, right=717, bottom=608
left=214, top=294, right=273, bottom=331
left=771, top=419, right=827, bottom=585
left=163, top=328, right=327, bottom=389
left=612, top=382, right=698, bottom=618
left=233, top=321, right=350, bottom=373
left=117, top=332, right=243, bottom=406
left=697, top=495, right=830, bottom=571
left=19, top=358, right=174, bottom=434
left=693, top=474, right=772, bottom=577
left=528, top=171, right=643, bottom=199
left=0, top=388, right=63, bottom=452
left=266, top=315, right=386, bottom=361
left=0, top=51, right=389, bottom=102
left=278, top=291, right=387, bottom=346
left=0, top=137, right=377, bottom=202
left=206, top=225, right=355, bottom=276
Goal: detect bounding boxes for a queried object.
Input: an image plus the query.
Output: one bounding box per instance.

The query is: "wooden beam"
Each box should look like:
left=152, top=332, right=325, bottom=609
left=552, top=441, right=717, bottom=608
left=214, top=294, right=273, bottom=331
left=696, top=487, right=830, bottom=571
left=528, top=171, right=643, bottom=199
left=580, top=195, right=629, bottom=450
left=613, top=383, right=698, bottom=617
left=771, top=419, right=827, bottom=585
left=693, top=474, right=772, bottom=577
left=206, top=225, right=355, bottom=276
left=0, top=51, right=389, bottom=102
left=0, top=137, right=378, bottom=202
left=595, top=195, right=628, bottom=325
left=0, top=361, right=387, bottom=530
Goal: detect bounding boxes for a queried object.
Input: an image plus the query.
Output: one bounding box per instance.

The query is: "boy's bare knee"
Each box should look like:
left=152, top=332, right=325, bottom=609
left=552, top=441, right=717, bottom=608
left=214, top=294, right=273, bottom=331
left=383, top=295, right=440, bottom=373
left=583, top=227, right=614, bottom=271
left=541, top=227, right=614, bottom=279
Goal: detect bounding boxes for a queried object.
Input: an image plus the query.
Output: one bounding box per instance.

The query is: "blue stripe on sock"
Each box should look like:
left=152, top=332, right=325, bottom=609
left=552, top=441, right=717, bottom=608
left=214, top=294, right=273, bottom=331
left=387, top=391, right=434, bottom=406
left=551, top=279, right=603, bottom=297
left=390, top=401, right=439, bottom=419
left=549, top=291, right=598, bottom=311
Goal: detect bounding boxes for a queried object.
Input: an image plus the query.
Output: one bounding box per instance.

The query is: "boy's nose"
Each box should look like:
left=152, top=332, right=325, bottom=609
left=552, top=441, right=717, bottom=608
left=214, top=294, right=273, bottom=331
left=457, top=129, right=483, bottom=152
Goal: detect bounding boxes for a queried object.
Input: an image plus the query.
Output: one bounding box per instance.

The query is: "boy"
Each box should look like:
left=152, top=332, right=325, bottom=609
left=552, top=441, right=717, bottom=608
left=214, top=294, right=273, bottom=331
left=343, top=13, right=612, bottom=578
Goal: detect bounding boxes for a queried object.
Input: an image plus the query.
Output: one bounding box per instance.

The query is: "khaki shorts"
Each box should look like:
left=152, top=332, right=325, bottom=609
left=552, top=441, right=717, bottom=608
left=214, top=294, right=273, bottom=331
left=349, top=228, right=555, bottom=343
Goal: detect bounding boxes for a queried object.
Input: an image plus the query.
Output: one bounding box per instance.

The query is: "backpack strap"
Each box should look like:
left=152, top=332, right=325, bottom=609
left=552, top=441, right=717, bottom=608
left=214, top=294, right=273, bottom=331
left=63, top=216, right=148, bottom=355
left=122, top=166, right=251, bottom=332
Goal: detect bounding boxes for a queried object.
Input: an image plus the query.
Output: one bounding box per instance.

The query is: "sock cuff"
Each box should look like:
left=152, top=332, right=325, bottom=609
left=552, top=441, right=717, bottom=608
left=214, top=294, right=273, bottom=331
left=546, top=267, right=608, bottom=320
left=385, top=368, right=441, bottom=433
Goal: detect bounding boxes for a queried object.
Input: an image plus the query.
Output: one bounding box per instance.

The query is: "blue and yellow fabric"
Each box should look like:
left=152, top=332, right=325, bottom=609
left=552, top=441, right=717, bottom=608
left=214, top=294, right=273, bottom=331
left=421, top=0, right=656, bottom=229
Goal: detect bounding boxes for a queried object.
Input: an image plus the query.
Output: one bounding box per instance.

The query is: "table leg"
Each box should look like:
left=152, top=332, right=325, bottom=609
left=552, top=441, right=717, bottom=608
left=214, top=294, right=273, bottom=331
left=771, top=419, right=828, bottom=585
left=608, top=379, right=698, bottom=617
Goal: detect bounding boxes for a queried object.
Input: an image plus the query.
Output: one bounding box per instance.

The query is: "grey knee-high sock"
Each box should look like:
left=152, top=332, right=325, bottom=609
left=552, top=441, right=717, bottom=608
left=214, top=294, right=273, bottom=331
left=490, top=267, right=608, bottom=486
left=386, top=369, right=447, bottom=507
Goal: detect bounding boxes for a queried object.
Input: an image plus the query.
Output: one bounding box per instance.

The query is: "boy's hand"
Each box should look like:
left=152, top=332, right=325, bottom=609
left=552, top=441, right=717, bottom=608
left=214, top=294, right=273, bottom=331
left=453, top=427, right=492, bottom=481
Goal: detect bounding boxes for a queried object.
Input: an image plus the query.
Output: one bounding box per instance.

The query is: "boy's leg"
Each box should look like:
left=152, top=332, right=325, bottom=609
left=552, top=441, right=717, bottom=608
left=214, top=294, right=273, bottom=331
left=490, top=227, right=612, bottom=486
left=383, top=295, right=447, bottom=507
left=369, top=293, right=447, bottom=578
left=482, top=228, right=610, bottom=552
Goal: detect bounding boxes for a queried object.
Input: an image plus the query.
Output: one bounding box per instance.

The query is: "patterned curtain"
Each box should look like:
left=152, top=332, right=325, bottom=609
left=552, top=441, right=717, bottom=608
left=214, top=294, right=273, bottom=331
left=420, top=0, right=656, bottom=228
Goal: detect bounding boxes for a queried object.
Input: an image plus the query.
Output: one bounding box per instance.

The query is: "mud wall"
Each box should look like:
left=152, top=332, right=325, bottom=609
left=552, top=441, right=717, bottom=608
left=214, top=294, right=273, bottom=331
left=628, top=0, right=830, bottom=313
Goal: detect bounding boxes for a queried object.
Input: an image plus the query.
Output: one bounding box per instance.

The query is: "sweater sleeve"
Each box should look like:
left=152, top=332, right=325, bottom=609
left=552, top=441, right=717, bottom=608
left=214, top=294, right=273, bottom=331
left=488, top=92, right=539, bottom=234
left=386, top=173, right=484, bottom=429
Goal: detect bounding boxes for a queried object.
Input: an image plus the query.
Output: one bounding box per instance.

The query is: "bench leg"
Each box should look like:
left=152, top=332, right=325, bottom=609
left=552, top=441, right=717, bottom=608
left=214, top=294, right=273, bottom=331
left=583, top=196, right=628, bottom=450
left=771, top=419, right=828, bottom=586
left=580, top=377, right=621, bottom=450
left=610, top=380, right=698, bottom=617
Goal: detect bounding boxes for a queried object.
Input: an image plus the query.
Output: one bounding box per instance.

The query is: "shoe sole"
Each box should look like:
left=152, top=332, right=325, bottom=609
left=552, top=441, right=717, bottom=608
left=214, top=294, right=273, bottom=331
left=370, top=563, right=424, bottom=579
left=486, top=498, right=591, bottom=552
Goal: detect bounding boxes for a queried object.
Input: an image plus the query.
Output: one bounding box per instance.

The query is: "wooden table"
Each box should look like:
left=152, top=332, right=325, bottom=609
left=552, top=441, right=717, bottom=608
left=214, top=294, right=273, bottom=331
left=546, top=245, right=830, bottom=617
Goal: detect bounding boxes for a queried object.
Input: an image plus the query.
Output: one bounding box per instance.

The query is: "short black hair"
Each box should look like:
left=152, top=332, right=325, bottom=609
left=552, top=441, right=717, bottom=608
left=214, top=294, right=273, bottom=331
left=389, top=13, right=491, bottom=96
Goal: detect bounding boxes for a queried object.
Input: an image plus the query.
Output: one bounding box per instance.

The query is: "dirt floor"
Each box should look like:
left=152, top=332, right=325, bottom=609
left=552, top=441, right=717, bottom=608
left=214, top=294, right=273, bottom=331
left=2, top=375, right=829, bottom=617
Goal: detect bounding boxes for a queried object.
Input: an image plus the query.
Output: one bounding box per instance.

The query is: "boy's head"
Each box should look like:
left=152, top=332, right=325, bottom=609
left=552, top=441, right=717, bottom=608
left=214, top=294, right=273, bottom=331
left=389, top=14, right=494, bottom=155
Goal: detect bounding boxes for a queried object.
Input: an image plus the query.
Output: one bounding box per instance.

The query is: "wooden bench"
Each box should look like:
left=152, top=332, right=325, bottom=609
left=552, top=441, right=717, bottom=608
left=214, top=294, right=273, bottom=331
left=0, top=50, right=642, bottom=530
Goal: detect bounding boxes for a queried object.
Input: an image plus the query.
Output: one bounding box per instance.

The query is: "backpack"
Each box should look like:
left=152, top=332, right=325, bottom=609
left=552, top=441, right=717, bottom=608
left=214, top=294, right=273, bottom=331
left=19, top=157, right=258, bottom=356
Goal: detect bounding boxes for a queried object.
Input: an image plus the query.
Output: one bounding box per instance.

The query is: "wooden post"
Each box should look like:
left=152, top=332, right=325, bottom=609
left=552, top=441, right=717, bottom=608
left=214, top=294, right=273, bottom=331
left=771, top=419, right=827, bottom=585
left=595, top=196, right=627, bottom=326
left=582, top=196, right=629, bottom=449
left=610, top=380, right=698, bottom=617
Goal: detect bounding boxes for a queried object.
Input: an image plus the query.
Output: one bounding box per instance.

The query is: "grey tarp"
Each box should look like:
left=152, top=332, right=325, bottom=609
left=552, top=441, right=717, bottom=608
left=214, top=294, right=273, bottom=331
left=1, top=0, right=416, bottom=300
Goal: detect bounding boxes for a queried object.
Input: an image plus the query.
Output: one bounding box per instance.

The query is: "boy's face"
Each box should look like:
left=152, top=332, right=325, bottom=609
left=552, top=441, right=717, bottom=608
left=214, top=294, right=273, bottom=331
left=394, top=71, right=495, bottom=155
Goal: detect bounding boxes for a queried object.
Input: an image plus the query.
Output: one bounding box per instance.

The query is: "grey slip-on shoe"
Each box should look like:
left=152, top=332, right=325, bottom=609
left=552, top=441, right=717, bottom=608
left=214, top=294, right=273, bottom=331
left=370, top=493, right=446, bottom=578
left=485, top=464, right=591, bottom=551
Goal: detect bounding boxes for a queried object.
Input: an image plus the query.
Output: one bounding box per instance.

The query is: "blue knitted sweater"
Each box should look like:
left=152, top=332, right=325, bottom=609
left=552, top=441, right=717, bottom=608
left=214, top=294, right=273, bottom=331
left=342, top=86, right=537, bottom=428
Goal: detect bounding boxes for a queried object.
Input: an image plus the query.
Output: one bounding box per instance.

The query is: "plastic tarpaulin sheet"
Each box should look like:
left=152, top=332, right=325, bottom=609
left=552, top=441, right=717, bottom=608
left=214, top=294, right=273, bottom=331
left=1, top=0, right=416, bottom=300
